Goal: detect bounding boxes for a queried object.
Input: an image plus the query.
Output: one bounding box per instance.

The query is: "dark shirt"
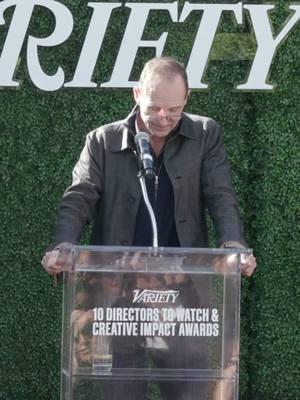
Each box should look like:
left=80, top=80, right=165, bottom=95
left=133, top=130, right=180, bottom=247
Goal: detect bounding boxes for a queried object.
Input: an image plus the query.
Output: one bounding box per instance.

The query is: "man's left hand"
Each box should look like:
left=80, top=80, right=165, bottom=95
left=240, top=254, right=256, bottom=276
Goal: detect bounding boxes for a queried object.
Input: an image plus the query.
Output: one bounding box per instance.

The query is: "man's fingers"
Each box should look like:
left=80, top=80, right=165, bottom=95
left=41, top=250, right=63, bottom=275
left=241, top=255, right=257, bottom=276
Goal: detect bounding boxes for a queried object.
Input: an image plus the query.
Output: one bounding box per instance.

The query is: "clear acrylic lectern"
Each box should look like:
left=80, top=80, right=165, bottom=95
left=61, top=246, right=248, bottom=400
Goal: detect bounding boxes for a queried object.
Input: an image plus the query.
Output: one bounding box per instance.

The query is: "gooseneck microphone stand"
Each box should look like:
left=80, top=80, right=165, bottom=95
left=138, top=171, right=158, bottom=249
left=135, top=132, right=158, bottom=249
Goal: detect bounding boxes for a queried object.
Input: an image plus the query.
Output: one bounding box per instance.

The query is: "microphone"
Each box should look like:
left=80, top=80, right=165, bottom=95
left=135, top=132, right=154, bottom=177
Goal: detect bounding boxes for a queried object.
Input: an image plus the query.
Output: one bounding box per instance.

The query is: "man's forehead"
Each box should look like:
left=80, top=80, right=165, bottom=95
left=141, top=72, right=185, bottom=90
left=139, top=79, right=187, bottom=105
left=141, top=94, right=186, bottom=107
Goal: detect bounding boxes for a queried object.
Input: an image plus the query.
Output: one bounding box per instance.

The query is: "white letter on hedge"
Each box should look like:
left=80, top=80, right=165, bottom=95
left=0, top=0, right=35, bottom=87
left=101, top=2, right=178, bottom=87
left=27, top=0, right=73, bottom=91
left=179, top=2, right=243, bottom=89
left=65, top=2, right=121, bottom=88
left=237, top=5, right=300, bottom=90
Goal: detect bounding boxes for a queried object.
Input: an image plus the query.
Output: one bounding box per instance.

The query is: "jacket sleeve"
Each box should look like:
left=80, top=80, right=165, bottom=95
left=51, top=130, right=104, bottom=247
left=201, top=120, right=246, bottom=247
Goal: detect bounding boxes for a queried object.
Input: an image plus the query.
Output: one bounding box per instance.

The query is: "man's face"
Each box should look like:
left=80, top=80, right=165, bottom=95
left=133, top=74, right=188, bottom=139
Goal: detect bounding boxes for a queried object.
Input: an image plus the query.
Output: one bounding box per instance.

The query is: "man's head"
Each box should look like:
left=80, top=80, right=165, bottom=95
left=133, top=57, right=189, bottom=139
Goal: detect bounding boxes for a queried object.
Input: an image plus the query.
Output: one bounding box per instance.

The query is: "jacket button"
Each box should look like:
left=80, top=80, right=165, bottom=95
left=128, top=196, right=136, bottom=204
left=178, top=219, right=187, bottom=223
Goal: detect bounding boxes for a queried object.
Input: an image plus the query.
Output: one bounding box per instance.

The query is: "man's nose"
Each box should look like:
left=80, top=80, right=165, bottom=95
left=157, top=108, right=167, bottom=118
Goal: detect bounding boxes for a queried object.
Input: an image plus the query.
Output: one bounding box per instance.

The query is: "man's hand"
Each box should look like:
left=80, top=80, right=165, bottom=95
left=41, top=242, right=74, bottom=275
left=221, top=241, right=257, bottom=277
left=240, top=253, right=256, bottom=277
left=41, top=249, right=64, bottom=275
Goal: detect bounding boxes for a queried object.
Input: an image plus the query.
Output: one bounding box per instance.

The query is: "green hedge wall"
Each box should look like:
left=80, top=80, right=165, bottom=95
left=1, top=1, right=299, bottom=399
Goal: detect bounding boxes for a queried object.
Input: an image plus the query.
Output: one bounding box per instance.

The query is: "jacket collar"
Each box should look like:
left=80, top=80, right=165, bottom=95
left=110, top=106, right=197, bottom=152
left=179, top=114, right=198, bottom=140
left=109, top=106, right=137, bottom=152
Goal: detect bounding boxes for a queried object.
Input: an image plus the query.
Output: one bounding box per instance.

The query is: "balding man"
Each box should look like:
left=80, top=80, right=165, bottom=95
left=42, top=56, right=256, bottom=275
left=42, top=56, right=256, bottom=400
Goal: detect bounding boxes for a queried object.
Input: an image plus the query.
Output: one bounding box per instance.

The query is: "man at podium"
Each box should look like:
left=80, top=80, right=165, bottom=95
left=42, top=55, right=256, bottom=400
left=42, top=56, right=256, bottom=276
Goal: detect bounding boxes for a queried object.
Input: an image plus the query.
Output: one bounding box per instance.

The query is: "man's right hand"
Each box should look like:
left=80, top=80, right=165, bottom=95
left=41, top=249, right=64, bottom=275
left=41, top=243, right=74, bottom=275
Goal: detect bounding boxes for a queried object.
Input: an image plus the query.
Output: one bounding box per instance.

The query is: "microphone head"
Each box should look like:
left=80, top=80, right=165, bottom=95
left=135, top=131, right=150, bottom=145
left=134, top=131, right=154, bottom=178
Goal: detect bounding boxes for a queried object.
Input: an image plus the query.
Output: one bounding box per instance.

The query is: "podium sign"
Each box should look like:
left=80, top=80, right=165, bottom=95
left=61, top=246, right=247, bottom=400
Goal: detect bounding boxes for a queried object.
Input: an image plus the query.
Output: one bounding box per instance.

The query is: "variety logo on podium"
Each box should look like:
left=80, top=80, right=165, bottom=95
left=132, top=289, right=180, bottom=304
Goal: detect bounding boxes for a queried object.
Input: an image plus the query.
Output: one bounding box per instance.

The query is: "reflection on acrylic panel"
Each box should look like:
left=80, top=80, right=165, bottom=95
left=62, top=246, right=244, bottom=400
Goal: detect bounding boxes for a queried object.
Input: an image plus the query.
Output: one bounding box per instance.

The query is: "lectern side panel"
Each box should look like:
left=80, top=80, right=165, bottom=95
left=61, top=270, right=76, bottom=399
left=222, top=254, right=241, bottom=374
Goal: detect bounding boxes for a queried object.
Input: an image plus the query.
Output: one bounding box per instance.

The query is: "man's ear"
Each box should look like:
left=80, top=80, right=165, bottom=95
left=133, top=86, right=140, bottom=104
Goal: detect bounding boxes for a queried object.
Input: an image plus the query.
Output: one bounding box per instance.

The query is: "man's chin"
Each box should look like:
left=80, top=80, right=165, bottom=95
left=152, top=132, right=170, bottom=139
left=151, top=126, right=172, bottom=137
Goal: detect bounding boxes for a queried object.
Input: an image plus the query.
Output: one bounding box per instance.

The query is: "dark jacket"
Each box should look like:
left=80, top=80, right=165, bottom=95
left=52, top=111, right=245, bottom=248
